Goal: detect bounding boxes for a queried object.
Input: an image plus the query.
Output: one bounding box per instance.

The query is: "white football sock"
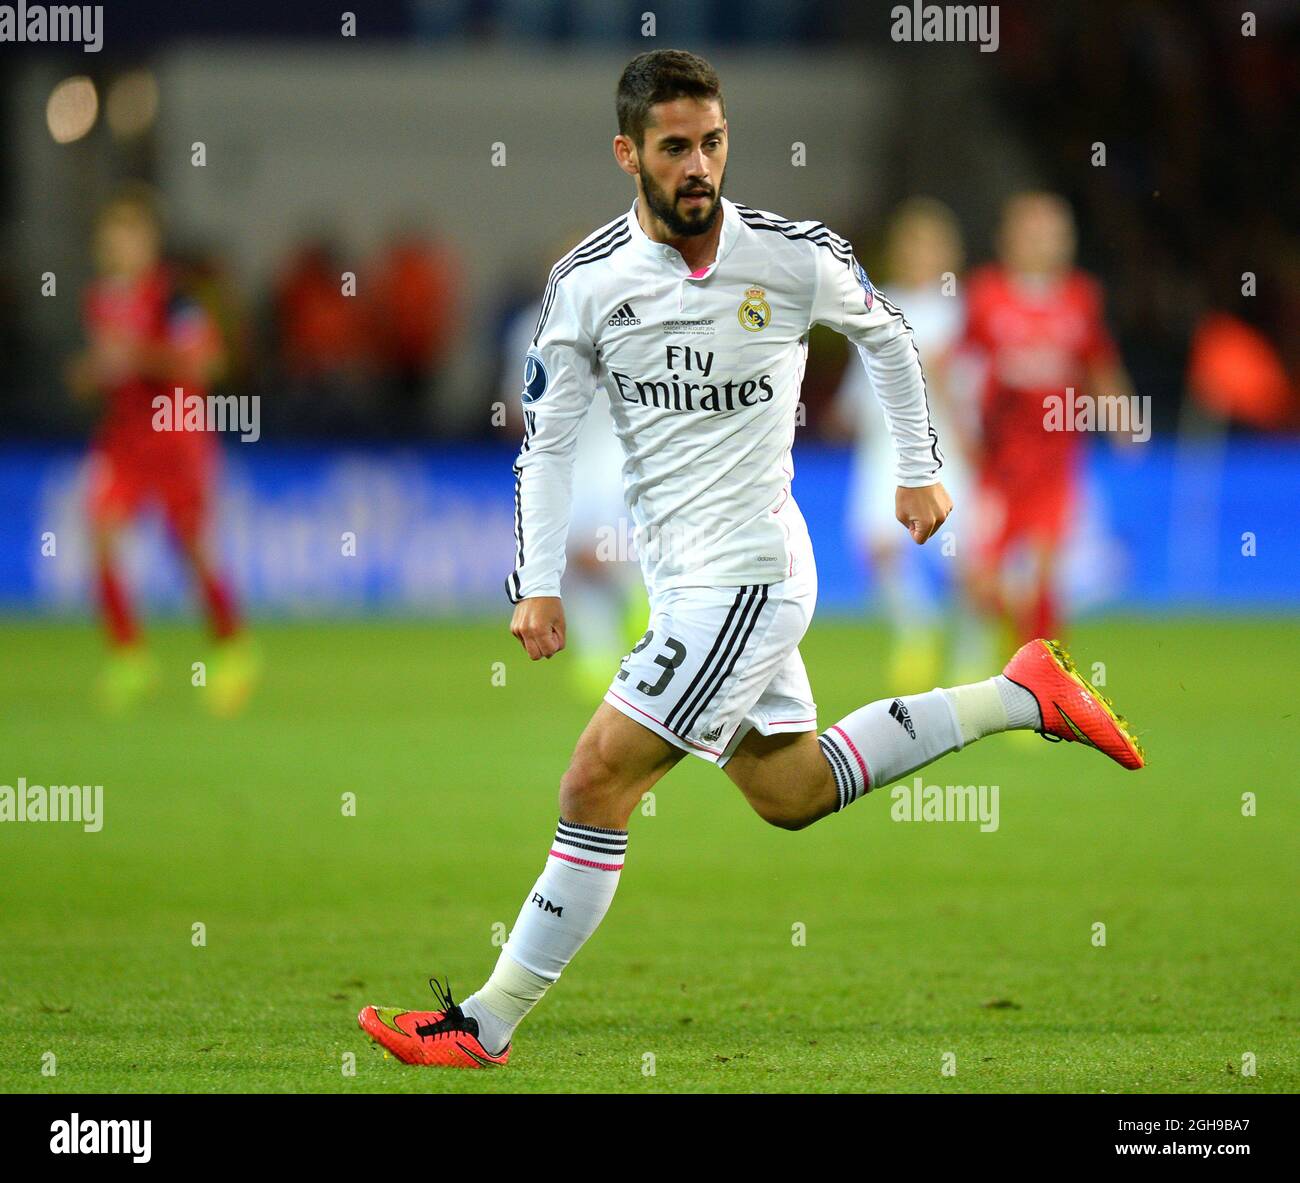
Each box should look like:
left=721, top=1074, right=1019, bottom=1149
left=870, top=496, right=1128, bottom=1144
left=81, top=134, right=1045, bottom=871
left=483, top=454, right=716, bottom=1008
left=458, top=953, right=550, bottom=1057
left=817, top=676, right=1040, bottom=811
left=461, top=818, right=627, bottom=1055
left=995, top=674, right=1042, bottom=731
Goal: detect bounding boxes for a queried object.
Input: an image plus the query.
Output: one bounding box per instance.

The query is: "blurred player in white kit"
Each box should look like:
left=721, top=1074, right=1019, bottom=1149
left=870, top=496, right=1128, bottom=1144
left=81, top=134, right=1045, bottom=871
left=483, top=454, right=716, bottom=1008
left=833, top=198, right=988, bottom=688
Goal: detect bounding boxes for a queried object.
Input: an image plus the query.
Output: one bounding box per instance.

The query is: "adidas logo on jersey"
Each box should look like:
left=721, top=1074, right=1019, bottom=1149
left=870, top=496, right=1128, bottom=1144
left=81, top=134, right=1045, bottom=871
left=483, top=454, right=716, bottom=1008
left=608, top=302, right=641, bottom=327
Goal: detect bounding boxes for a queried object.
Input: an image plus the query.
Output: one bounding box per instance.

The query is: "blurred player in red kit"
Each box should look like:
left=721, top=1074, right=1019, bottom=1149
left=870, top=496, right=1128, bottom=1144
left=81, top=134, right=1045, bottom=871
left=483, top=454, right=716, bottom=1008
left=960, top=192, right=1135, bottom=649
left=68, top=189, right=257, bottom=714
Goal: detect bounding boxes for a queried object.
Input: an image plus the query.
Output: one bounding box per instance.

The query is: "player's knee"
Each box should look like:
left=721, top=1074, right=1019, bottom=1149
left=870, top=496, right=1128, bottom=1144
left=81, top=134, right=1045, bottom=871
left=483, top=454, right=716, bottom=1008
left=558, top=748, right=622, bottom=822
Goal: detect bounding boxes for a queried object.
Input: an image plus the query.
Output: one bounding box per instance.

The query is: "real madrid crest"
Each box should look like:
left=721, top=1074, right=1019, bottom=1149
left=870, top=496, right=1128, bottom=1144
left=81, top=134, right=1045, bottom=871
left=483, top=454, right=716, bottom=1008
left=737, top=286, right=771, bottom=332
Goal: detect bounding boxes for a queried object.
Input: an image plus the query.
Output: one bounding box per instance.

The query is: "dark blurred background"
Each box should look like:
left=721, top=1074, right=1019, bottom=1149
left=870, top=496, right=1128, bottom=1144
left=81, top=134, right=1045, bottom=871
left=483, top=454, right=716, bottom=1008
left=0, top=0, right=1296, bottom=616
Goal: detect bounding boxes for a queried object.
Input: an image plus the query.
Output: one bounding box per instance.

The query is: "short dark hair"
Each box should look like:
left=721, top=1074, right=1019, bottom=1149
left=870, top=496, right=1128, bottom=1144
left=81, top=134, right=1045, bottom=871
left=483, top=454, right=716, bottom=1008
left=616, top=49, right=724, bottom=149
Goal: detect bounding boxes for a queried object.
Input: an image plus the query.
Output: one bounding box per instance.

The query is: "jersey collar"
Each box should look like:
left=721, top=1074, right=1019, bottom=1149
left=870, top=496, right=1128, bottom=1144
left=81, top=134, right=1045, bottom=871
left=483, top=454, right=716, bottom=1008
left=625, top=195, right=739, bottom=277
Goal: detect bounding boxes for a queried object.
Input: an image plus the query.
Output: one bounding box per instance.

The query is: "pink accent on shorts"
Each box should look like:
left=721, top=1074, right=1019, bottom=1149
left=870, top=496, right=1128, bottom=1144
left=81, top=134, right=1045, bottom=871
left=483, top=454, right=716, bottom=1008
left=605, top=689, right=723, bottom=755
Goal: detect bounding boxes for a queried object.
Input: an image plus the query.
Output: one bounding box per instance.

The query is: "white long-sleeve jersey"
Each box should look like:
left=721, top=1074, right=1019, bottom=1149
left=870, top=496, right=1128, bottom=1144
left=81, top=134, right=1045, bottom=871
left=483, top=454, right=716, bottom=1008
left=506, top=196, right=943, bottom=602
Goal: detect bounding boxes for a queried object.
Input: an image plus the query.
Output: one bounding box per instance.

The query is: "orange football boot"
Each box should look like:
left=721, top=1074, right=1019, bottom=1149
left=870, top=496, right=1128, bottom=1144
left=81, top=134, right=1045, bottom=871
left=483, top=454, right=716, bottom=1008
left=358, top=978, right=510, bottom=1068
left=1002, top=638, right=1146, bottom=770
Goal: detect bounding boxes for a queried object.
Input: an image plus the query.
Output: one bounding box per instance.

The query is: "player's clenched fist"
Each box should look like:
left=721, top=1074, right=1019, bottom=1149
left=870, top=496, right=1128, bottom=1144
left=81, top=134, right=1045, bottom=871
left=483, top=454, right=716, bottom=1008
left=510, top=596, right=567, bottom=660
left=896, top=482, right=953, bottom=545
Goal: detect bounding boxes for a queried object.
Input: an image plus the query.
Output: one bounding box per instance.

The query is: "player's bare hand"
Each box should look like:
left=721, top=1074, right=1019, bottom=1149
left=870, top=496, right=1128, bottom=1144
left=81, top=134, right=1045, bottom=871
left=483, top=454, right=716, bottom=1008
left=896, top=482, right=953, bottom=545
left=510, top=596, right=566, bottom=660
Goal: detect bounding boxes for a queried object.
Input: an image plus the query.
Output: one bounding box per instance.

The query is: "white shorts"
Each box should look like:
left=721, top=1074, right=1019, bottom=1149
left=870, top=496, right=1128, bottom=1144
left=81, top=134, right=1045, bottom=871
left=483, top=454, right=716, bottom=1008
left=603, top=566, right=818, bottom=766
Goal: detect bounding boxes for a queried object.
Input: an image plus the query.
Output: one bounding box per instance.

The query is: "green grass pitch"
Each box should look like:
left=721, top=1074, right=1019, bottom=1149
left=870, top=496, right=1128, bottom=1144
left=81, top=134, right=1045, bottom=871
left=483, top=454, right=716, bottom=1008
left=0, top=615, right=1296, bottom=1093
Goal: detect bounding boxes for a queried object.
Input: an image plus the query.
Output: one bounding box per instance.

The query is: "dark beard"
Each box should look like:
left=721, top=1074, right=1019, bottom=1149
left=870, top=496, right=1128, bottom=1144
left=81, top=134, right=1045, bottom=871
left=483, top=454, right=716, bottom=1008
left=640, top=167, right=725, bottom=238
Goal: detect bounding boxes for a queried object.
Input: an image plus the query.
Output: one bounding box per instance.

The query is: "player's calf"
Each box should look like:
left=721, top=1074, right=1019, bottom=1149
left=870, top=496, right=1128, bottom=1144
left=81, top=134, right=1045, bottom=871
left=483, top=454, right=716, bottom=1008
left=724, top=729, right=838, bottom=831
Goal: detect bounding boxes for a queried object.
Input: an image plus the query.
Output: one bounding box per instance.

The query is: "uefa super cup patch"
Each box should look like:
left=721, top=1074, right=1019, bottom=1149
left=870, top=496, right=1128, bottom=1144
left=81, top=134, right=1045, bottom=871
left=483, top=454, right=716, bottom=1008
left=853, top=259, right=875, bottom=310
left=522, top=351, right=548, bottom=404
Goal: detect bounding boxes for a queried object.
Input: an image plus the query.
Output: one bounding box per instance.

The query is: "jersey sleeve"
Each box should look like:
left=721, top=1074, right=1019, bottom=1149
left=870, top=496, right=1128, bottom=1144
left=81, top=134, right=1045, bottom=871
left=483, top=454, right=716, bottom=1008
left=809, top=236, right=944, bottom=486
left=505, top=275, right=599, bottom=603
left=831, top=341, right=875, bottom=435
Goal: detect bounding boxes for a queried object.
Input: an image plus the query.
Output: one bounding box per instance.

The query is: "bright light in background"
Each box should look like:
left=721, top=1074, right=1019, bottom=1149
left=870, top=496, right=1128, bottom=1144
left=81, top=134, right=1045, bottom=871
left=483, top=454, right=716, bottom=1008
left=46, top=75, right=99, bottom=144
left=106, top=70, right=160, bottom=140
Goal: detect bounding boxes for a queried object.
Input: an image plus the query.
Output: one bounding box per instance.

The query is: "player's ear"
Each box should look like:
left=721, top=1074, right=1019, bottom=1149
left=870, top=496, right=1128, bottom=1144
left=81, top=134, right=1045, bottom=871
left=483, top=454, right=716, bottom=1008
left=612, top=135, right=638, bottom=177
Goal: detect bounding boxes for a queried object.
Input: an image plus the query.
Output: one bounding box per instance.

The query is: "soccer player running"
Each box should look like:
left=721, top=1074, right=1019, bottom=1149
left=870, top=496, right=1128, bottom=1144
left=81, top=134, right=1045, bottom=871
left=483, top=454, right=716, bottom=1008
left=959, top=192, right=1137, bottom=648
left=69, top=189, right=256, bottom=715
left=359, top=51, right=1145, bottom=1068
